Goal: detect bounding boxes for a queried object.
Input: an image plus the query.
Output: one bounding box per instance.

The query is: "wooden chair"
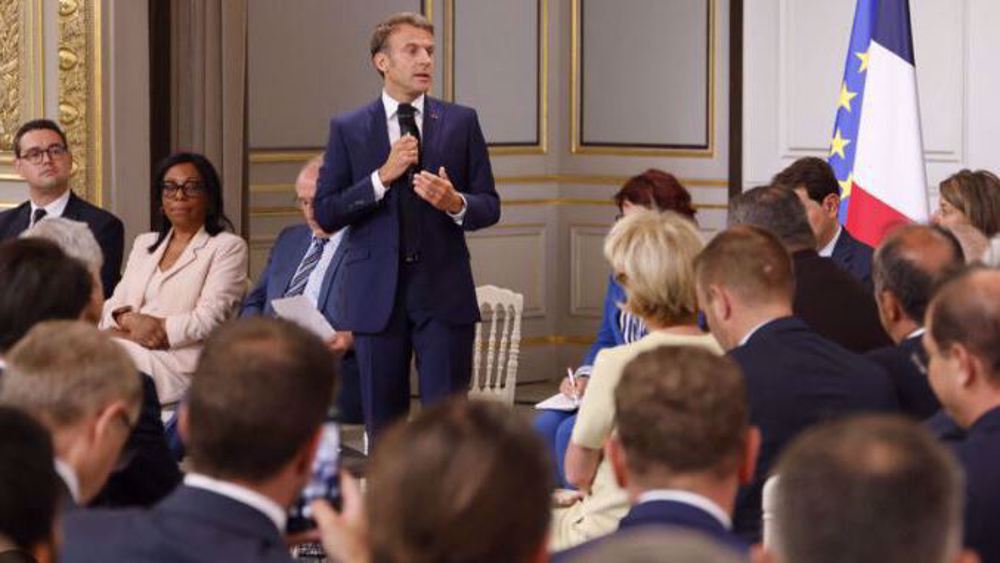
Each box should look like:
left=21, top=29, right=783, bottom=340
left=469, top=285, right=524, bottom=406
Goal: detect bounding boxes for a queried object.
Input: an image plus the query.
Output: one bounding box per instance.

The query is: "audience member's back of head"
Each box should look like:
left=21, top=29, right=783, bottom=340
left=367, top=398, right=552, bottom=563
left=927, top=267, right=1000, bottom=380
left=565, top=528, right=745, bottom=563
left=614, top=346, right=750, bottom=482
left=0, top=239, right=93, bottom=353
left=873, top=225, right=965, bottom=324
left=772, top=416, right=963, bottom=563
left=694, top=225, right=795, bottom=308
left=728, top=185, right=817, bottom=250
left=0, top=406, right=60, bottom=563
left=185, top=317, right=337, bottom=482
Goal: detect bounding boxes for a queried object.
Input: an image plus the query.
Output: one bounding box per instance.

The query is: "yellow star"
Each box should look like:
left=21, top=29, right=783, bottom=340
left=838, top=173, right=854, bottom=198
left=838, top=82, right=858, bottom=112
left=855, top=50, right=870, bottom=73
left=829, top=129, right=851, bottom=160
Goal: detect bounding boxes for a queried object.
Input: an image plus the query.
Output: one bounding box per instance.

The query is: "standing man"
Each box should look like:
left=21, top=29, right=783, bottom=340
left=314, top=13, right=500, bottom=440
left=0, top=119, right=124, bottom=297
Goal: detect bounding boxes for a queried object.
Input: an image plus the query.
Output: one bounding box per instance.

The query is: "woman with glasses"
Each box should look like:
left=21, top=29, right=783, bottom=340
left=101, top=153, right=248, bottom=407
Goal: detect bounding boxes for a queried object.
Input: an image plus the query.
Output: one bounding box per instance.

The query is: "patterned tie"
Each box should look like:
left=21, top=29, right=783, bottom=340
left=284, top=237, right=329, bottom=297
left=32, top=208, right=47, bottom=226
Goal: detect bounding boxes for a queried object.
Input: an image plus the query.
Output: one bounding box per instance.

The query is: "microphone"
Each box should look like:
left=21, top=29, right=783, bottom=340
left=397, top=104, right=421, bottom=175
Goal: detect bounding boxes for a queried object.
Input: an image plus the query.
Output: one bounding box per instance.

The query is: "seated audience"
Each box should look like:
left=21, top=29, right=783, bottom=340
left=0, top=321, right=141, bottom=509
left=0, top=406, right=61, bottom=563
left=8, top=230, right=181, bottom=507
left=536, top=168, right=697, bottom=488
left=768, top=416, right=972, bottom=563
left=772, top=156, right=873, bottom=286
left=317, top=398, right=552, bottom=563
left=924, top=267, right=1000, bottom=563
left=552, top=210, right=721, bottom=550
left=694, top=225, right=897, bottom=541
left=242, top=155, right=361, bottom=424
left=932, top=169, right=1000, bottom=238
left=101, top=152, right=248, bottom=406
left=559, top=346, right=758, bottom=559
left=61, top=318, right=337, bottom=563
left=0, top=119, right=124, bottom=297
left=866, top=225, right=964, bottom=420
left=728, top=185, right=891, bottom=353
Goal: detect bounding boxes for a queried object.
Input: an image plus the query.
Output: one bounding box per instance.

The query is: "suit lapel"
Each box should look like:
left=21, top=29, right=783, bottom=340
left=158, top=228, right=210, bottom=285
left=5, top=203, right=31, bottom=236
left=422, top=97, right=443, bottom=172
left=372, top=99, right=391, bottom=167
left=129, top=233, right=171, bottom=308
left=62, top=191, right=82, bottom=220
left=317, top=230, right=348, bottom=309
left=274, top=228, right=312, bottom=296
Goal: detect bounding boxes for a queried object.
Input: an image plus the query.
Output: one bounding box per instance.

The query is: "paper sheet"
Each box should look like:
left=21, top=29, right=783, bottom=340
left=270, top=295, right=337, bottom=341
left=534, top=392, right=579, bottom=411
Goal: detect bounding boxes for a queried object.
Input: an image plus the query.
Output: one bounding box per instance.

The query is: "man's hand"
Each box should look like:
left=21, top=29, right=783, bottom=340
left=313, top=472, right=370, bottom=563
left=413, top=167, right=464, bottom=214
left=559, top=374, right=589, bottom=401
left=120, top=312, right=169, bottom=350
left=326, top=331, right=355, bottom=356
left=377, top=135, right=419, bottom=186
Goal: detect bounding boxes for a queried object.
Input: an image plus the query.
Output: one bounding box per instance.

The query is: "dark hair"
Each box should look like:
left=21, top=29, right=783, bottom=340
left=695, top=224, right=796, bottom=306
left=772, top=157, right=841, bottom=203
left=0, top=239, right=93, bottom=352
left=369, top=12, right=434, bottom=77
left=775, top=416, right=962, bottom=563
left=13, top=119, right=68, bottom=158
left=939, top=169, right=1000, bottom=237
left=368, top=399, right=552, bottom=563
left=148, top=152, right=234, bottom=253
left=928, top=267, right=1000, bottom=377
left=615, top=346, right=748, bottom=479
left=614, top=169, right=697, bottom=220
left=728, top=185, right=817, bottom=250
left=0, top=406, right=60, bottom=552
left=186, top=318, right=336, bottom=481
left=873, top=225, right=965, bottom=322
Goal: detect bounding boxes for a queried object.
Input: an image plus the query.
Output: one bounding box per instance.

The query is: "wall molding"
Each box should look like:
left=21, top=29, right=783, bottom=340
left=0, top=0, right=44, bottom=181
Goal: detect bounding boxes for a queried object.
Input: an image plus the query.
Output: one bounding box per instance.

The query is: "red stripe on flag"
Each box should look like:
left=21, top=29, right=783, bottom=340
left=845, top=182, right=913, bottom=247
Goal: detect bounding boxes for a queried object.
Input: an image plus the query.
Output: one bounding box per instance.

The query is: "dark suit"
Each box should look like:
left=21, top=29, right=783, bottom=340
left=241, top=224, right=362, bottom=423
left=792, top=249, right=892, bottom=353
left=0, top=192, right=124, bottom=297
left=315, top=96, right=500, bottom=437
left=955, top=407, right=1000, bottom=563
left=830, top=227, right=874, bottom=287
left=729, top=316, right=898, bottom=541
left=62, top=485, right=293, bottom=563
left=866, top=334, right=940, bottom=420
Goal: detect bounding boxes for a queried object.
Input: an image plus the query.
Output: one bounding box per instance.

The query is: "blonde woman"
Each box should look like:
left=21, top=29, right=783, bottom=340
left=550, top=209, right=723, bottom=550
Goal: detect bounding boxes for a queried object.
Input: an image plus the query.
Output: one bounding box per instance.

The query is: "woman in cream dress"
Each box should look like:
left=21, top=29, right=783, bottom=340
left=550, top=209, right=722, bottom=551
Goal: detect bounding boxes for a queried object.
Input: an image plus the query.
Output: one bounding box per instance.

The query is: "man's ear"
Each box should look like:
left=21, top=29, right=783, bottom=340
left=373, top=52, right=388, bottom=74
left=605, top=433, right=629, bottom=490
left=710, top=285, right=733, bottom=323
left=739, top=427, right=762, bottom=485
left=821, top=193, right=841, bottom=218
left=295, top=427, right=324, bottom=477
left=877, top=290, right=903, bottom=325
left=952, top=343, right=979, bottom=389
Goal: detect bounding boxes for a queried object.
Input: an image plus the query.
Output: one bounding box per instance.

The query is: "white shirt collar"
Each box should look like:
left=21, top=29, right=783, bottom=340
left=819, top=225, right=842, bottom=258
left=637, top=489, right=732, bottom=530
left=737, top=319, right=774, bottom=347
left=54, top=457, right=81, bottom=504
left=906, top=327, right=926, bottom=340
left=30, top=189, right=71, bottom=225
left=382, top=90, right=425, bottom=121
left=184, top=473, right=288, bottom=532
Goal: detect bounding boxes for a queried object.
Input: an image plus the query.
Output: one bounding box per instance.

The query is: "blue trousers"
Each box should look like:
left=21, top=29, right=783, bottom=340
left=534, top=410, right=577, bottom=488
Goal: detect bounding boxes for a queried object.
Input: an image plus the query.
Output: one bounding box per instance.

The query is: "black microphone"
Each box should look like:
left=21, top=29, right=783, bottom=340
left=397, top=103, right=421, bottom=173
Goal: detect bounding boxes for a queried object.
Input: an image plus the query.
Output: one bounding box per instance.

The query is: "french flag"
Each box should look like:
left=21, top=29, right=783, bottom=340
left=828, top=0, right=928, bottom=247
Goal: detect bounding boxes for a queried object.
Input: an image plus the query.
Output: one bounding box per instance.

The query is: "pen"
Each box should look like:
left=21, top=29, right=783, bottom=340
left=567, top=367, right=579, bottom=406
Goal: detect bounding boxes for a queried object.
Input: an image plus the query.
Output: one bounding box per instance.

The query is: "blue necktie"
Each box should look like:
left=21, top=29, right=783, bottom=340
left=284, top=237, right=329, bottom=297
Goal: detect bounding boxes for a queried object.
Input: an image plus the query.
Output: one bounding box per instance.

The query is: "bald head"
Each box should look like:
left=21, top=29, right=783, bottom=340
left=873, top=225, right=965, bottom=325
left=928, top=268, right=1000, bottom=380
left=295, top=155, right=325, bottom=236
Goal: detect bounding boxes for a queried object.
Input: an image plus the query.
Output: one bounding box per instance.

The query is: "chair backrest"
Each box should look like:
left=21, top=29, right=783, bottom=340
left=469, top=285, right=524, bottom=405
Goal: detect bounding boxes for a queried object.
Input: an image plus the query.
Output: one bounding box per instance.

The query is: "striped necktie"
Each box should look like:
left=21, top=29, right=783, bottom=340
left=284, top=237, right=329, bottom=297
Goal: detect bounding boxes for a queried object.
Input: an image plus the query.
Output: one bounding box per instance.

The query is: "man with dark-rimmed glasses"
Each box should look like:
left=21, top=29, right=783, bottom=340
left=0, top=119, right=124, bottom=297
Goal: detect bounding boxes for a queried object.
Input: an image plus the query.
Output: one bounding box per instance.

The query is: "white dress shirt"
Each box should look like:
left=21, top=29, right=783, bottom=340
left=819, top=225, right=843, bottom=257
left=184, top=473, right=287, bottom=532
left=54, top=457, right=81, bottom=504
left=29, top=189, right=71, bottom=227
left=303, top=229, right=345, bottom=307
left=637, top=489, right=732, bottom=530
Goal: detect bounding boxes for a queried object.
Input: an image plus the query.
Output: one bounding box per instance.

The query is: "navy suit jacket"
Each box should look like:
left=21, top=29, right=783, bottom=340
left=729, top=316, right=898, bottom=541
left=866, top=334, right=940, bottom=420
left=62, top=485, right=294, bottom=563
left=955, top=407, right=1000, bottom=563
left=0, top=191, right=124, bottom=297
left=314, top=96, right=500, bottom=333
left=831, top=227, right=874, bottom=288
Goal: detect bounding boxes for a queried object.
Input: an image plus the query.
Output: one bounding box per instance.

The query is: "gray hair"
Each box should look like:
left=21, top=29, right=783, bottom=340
left=728, top=185, right=817, bottom=250
left=20, top=217, right=103, bottom=274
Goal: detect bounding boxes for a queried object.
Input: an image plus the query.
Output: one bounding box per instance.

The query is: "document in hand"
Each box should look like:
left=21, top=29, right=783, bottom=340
left=534, top=393, right=579, bottom=412
left=270, top=295, right=337, bottom=340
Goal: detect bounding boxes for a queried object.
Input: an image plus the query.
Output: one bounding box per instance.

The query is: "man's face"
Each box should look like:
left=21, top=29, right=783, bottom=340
left=295, top=165, right=325, bottom=235
left=14, top=129, right=73, bottom=193
left=923, top=318, right=961, bottom=416
left=794, top=188, right=838, bottom=247
left=375, top=24, right=434, bottom=100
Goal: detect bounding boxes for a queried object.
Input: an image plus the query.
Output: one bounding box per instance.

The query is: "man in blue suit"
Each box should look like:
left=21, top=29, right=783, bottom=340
left=314, top=12, right=500, bottom=439
left=925, top=267, right=1000, bottom=563
left=694, top=225, right=898, bottom=542
left=242, top=157, right=361, bottom=423
left=555, top=346, right=759, bottom=560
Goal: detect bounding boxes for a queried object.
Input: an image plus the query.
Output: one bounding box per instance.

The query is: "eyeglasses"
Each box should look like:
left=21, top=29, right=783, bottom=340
left=161, top=180, right=205, bottom=199
left=19, top=144, right=69, bottom=164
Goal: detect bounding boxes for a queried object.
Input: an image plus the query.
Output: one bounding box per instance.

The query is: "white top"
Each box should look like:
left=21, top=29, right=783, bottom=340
left=368, top=90, right=466, bottom=224
left=637, top=489, right=732, bottom=530
left=29, top=189, right=71, bottom=227
left=54, top=457, right=81, bottom=504
left=819, top=225, right=842, bottom=258
left=303, top=229, right=345, bottom=307
left=907, top=327, right=926, bottom=339
left=184, top=473, right=287, bottom=532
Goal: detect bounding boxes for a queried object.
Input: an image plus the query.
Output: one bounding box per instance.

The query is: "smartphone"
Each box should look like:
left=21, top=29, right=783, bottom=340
left=287, top=415, right=342, bottom=534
